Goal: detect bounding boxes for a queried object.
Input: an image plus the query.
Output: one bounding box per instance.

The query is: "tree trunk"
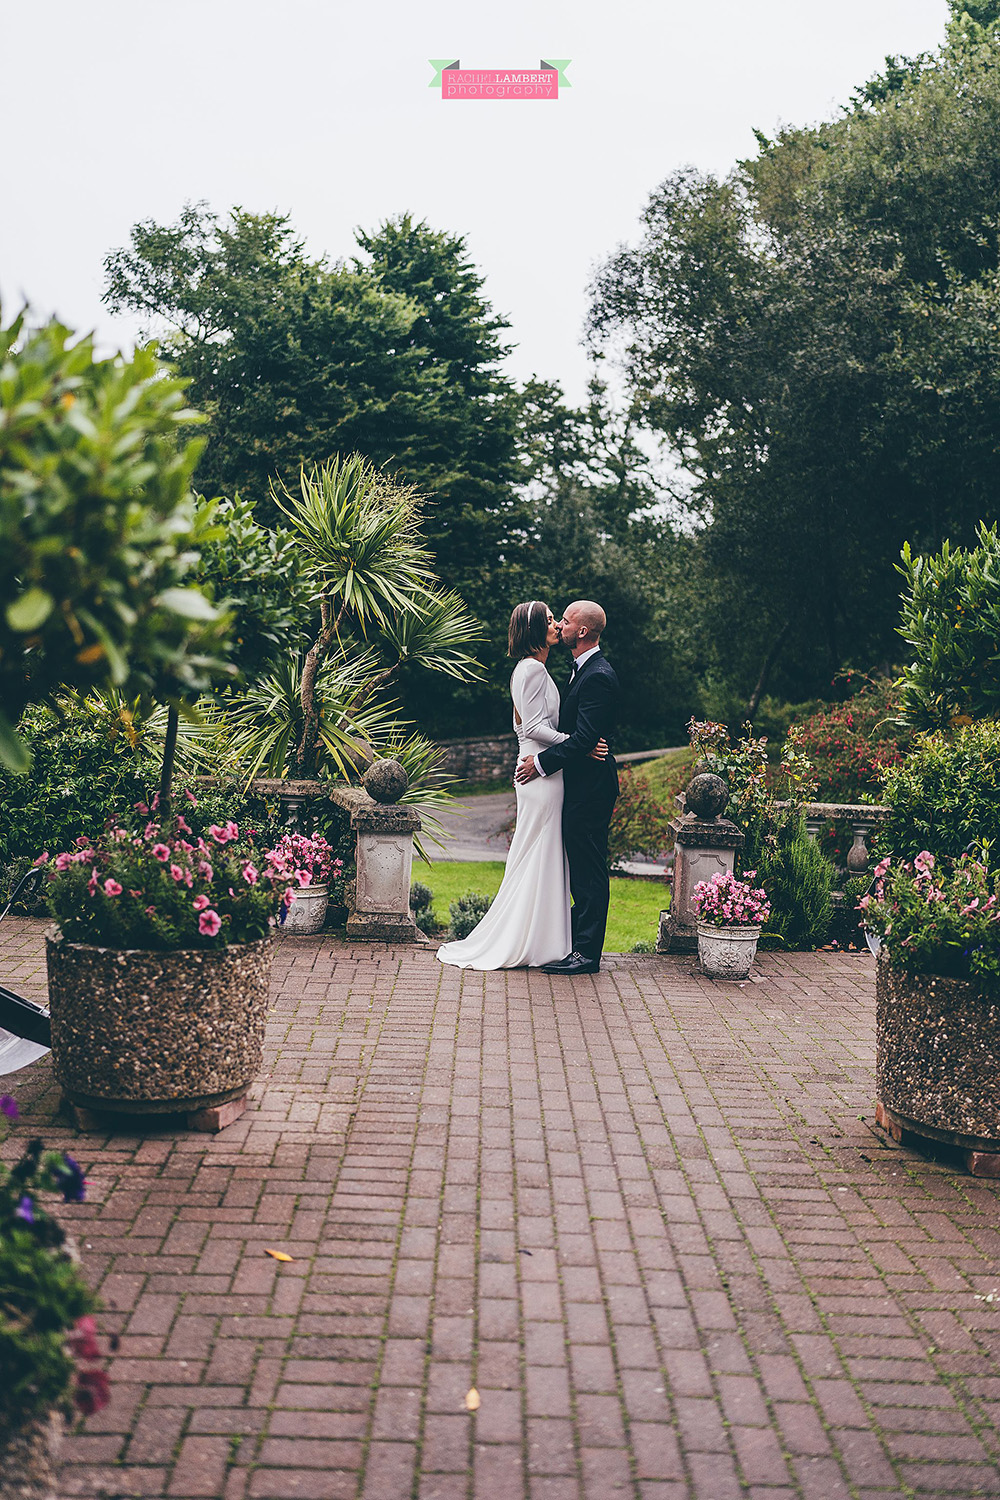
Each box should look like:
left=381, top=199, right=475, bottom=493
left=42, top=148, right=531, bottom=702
left=158, top=705, right=179, bottom=820
left=745, top=620, right=791, bottom=725
left=294, top=598, right=338, bottom=778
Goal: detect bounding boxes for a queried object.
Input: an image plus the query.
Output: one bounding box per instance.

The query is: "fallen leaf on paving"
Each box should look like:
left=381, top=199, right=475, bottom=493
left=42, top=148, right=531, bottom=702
left=464, top=1388, right=481, bottom=1411
left=265, top=1249, right=293, bottom=1261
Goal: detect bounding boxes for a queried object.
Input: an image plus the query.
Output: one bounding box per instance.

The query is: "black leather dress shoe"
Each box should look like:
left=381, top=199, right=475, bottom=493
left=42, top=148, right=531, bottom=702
left=540, top=950, right=601, bottom=975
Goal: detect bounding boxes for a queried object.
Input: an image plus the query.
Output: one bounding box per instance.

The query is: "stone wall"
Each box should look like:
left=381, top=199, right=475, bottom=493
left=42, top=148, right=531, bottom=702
left=437, top=733, right=519, bottom=784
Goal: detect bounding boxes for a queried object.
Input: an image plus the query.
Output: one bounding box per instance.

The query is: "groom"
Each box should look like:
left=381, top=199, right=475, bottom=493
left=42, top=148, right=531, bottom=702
left=515, top=600, right=620, bottom=975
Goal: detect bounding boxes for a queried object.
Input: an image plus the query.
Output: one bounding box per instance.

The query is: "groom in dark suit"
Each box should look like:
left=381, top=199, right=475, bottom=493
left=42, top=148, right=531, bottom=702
left=515, top=600, right=620, bottom=975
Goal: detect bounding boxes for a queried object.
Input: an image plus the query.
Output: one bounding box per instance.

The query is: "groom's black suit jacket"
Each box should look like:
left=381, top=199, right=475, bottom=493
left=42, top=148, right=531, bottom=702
left=536, top=651, right=620, bottom=959
left=536, top=650, right=620, bottom=808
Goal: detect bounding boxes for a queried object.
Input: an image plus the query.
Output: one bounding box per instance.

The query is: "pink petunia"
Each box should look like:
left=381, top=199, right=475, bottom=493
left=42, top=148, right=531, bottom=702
left=32, top=852, right=50, bottom=867
left=198, top=860, right=214, bottom=880
left=198, top=909, right=222, bottom=937
left=169, top=864, right=185, bottom=883
left=151, top=843, right=170, bottom=862
left=184, top=789, right=198, bottom=806
left=103, top=879, right=123, bottom=897
left=55, top=851, right=73, bottom=871
left=192, top=895, right=210, bottom=911
left=242, top=863, right=259, bottom=885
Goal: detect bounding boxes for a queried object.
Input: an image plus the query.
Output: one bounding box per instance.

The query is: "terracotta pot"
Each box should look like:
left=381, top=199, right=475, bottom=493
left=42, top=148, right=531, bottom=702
left=696, top=922, right=760, bottom=980
left=46, top=933, right=272, bottom=1114
left=876, top=950, right=1000, bottom=1145
left=280, top=883, right=329, bottom=936
left=0, top=1408, right=63, bottom=1500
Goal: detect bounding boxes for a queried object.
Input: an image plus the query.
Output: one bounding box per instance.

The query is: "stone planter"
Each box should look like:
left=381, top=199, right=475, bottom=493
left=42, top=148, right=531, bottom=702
left=696, top=922, right=760, bottom=980
left=0, top=1408, right=63, bottom=1499
left=281, top=883, right=329, bottom=936
left=876, top=950, right=1000, bottom=1156
left=46, top=933, right=272, bottom=1127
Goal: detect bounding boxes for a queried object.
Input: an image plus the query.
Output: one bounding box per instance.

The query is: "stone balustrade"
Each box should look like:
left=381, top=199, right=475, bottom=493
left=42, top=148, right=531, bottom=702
left=775, top=801, right=889, bottom=876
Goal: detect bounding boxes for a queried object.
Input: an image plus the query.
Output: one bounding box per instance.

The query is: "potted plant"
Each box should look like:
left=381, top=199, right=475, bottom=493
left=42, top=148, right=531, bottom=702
left=691, top=869, right=771, bottom=979
left=0, top=1093, right=111, bottom=1491
left=267, top=832, right=343, bottom=935
left=862, top=851, right=1000, bottom=1157
left=37, top=797, right=299, bottom=1128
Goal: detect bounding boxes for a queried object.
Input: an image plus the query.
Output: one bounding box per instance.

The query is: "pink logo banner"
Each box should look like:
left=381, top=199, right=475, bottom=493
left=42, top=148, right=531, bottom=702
left=429, top=59, right=570, bottom=100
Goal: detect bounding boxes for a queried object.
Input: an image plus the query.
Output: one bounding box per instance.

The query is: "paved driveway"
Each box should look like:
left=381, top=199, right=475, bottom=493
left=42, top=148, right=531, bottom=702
left=3, top=921, right=1000, bottom=1499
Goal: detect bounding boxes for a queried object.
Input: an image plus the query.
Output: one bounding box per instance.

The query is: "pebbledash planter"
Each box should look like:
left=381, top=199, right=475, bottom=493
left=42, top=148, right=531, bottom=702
left=0, top=1410, right=64, bottom=1500
left=280, top=882, right=329, bottom=935
left=875, top=949, right=1000, bottom=1176
left=46, top=933, right=273, bottom=1133
left=697, top=922, right=760, bottom=980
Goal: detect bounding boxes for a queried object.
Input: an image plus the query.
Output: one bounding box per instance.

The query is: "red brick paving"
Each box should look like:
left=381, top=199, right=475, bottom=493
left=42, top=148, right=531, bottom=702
left=3, top=918, right=1000, bottom=1498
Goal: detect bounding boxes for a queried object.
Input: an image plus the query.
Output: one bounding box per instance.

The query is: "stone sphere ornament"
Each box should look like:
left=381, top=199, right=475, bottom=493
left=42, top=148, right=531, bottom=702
left=363, top=757, right=409, bottom=804
left=684, top=772, right=729, bottom=820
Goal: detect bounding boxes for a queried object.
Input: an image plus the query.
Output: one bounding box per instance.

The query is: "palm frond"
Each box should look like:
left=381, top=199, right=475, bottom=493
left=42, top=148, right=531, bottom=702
left=379, top=590, right=486, bottom=681
left=370, top=729, right=459, bottom=862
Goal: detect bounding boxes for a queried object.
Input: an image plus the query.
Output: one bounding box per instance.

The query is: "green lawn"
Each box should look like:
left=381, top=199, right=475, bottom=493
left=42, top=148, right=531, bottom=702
left=413, top=860, right=668, bottom=953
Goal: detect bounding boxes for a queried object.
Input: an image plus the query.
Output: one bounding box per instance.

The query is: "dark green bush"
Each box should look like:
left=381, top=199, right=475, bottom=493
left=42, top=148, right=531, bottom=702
left=449, top=891, right=492, bottom=941
left=409, top=881, right=437, bottom=935
left=758, top=816, right=834, bottom=949
left=880, top=721, right=1000, bottom=862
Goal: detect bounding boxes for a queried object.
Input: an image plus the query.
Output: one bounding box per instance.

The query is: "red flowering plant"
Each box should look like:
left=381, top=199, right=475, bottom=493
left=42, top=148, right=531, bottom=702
left=691, top=870, right=771, bottom=929
left=790, top=674, right=910, bottom=804
left=861, top=850, right=1000, bottom=987
left=38, top=792, right=301, bottom=950
left=0, top=1095, right=110, bottom=1440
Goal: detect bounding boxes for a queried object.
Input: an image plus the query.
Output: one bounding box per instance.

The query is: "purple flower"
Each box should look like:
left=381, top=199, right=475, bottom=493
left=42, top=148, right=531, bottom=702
left=54, top=1154, right=86, bottom=1203
left=0, top=1094, right=18, bottom=1121
left=14, top=1194, right=34, bottom=1224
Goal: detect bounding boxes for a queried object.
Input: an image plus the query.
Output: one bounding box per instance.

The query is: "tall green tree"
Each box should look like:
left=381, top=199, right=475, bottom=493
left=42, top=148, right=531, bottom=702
left=589, top=14, right=1000, bottom=712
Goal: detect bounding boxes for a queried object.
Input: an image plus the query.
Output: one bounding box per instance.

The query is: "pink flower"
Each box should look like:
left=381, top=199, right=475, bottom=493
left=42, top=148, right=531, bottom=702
left=192, top=895, right=210, bottom=911
left=151, top=843, right=170, bottom=862
left=55, top=852, right=74, bottom=872
left=134, top=801, right=149, bottom=815
left=87, top=868, right=99, bottom=895
left=282, top=887, right=296, bottom=909
left=184, top=789, right=198, bottom=806
left=873, top=857, right=891, bottom=879
left=145, top=905, right=156, bottom=917
left=295, top=869, right=312, bottom=888
left=914, top=850, right=935, bottom=874
left=103, top=879, right=123, bottom=897
left=208, top=824, right=227, bottom=845
left=198, top=861, right=214, bottom=880
left=198, top=909, right=222, bottom=936
left=32, top=852, right=50, bottom=867
left=170, top=864, right=185, bottom=883
left=242, top=863, right=259, bottom=885
left=175, top=816, right=191, bottom=835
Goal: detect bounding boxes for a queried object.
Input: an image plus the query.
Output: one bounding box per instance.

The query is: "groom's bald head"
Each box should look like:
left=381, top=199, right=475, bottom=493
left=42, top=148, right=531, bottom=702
left=559, top=600, right=606, bottom=655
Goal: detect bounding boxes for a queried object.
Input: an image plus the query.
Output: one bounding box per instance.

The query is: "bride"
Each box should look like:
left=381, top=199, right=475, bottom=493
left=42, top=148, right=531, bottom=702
left=437, top=600, right=606, bottom=971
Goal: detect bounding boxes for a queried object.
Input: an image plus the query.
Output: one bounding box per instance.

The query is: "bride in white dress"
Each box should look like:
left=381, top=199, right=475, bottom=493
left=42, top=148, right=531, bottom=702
left=437, top=601, right=606, bottom=971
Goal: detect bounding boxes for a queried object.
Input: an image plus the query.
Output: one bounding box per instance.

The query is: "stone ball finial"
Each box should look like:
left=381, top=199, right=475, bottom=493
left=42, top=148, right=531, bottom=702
left=684, top=771, right=729, bottom=820
left=363, top=757, right=409, bottom=804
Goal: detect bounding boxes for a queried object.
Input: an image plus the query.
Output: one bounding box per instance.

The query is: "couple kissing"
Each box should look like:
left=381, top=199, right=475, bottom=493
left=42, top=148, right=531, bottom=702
left=437, top=599, right=620, bottom=975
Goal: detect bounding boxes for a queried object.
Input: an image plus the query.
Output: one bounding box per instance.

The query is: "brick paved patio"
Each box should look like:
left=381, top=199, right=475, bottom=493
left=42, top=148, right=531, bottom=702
left=3, top=917, right=1000, bottom=1500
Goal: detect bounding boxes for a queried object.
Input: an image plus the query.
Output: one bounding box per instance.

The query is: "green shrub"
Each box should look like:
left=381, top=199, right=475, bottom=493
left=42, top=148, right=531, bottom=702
left=0, top=705, right=150, bottom=883
left=880, top=720, right=1000, bottom=863
left=758, top=816, right=834, bottom=949
left=449, top=890, right=493, bottom=940
left=410, top=881, right=437, bottom=935
left=608, top=769, right=673, bottom=870
left=897, top=524, right=1000, bottom=732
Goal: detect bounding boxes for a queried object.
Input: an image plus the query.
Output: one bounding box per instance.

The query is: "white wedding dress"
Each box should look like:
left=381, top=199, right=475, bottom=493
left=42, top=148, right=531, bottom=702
left=437, top=658, right=572, bottom=970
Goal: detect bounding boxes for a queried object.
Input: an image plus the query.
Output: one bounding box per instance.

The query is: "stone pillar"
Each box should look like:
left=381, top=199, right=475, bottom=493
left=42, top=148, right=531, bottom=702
left=328, top=760, right=421, bottom=942
left=657, top=773, right=745, bottom=954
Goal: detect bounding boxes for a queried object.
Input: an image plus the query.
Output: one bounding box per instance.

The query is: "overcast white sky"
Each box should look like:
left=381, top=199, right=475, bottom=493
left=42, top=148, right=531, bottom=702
left=3, top=0, right=949, bottom=404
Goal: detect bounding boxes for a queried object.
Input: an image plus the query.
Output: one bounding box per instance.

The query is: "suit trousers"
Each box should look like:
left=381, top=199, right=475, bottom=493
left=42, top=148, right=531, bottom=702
left=562, top=767, right=619, bottom=959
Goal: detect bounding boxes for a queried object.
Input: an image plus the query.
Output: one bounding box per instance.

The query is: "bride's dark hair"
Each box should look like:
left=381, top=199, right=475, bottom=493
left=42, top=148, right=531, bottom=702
left=508, top=600, right=550, bottom=660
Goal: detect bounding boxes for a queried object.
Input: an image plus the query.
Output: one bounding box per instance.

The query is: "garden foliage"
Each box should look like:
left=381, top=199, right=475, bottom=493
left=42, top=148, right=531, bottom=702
left=896, top=524, right=1000, bottom=732
left=607, top=769, right=673, bottom=870
left=0, top=314, right=230, bottom=773
left=0, top=1112, right=107, bottom=1439
left=790, top=675, right=910, bottom=802
left=879, top=720, right=1000, bottom=864
left=757, top=816, right=834, bottom=951
left=449, top=891, right=493, bottom=941
left=863, top=850, right=1000, bottom=986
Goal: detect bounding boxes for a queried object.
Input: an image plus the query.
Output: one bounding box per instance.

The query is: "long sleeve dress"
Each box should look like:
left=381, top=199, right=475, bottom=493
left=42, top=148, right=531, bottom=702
left=436, top=658, right=572, bottom=969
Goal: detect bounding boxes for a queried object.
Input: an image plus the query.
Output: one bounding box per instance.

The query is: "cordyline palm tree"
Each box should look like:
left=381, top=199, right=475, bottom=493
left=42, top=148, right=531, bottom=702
left=229, top=455, right=483, bottom=796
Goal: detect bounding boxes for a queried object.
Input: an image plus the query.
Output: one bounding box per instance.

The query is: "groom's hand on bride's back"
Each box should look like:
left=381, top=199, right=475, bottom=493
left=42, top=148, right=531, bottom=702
left=590, top=738, right=609, bottom=761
